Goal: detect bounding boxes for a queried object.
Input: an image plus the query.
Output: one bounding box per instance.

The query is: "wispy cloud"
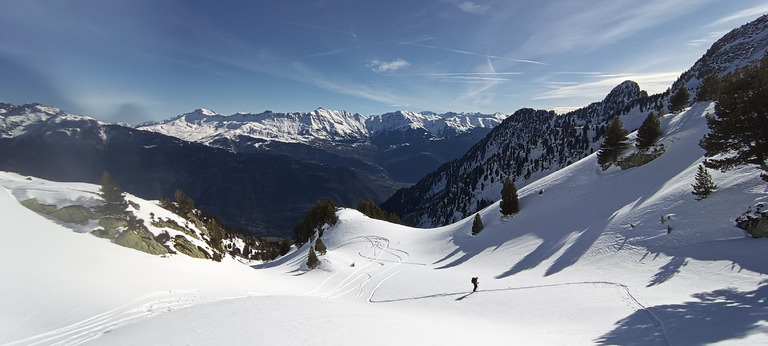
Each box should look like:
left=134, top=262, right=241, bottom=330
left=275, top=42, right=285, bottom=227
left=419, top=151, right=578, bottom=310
left=387, top=71, right=520, bottom=84
left=459, top=59, right=503, bottom=101
left=289, top=62, right=408, bottom=106
left=368, top=59, right=410, bottom=72
left=535, top=72, right=680, bottom=100
left=551, top=106, right=582, bottom=114
left=516, top=0, right=714, bottom=56
left=399, top=72, right=521, bottom=76
left=404, top=40, right=546, bottom=65
left=712, top=4, right=768, bottom=26
left=687, top=30, right=729, bottom=47
left=455, top=1, right=490, bottom=15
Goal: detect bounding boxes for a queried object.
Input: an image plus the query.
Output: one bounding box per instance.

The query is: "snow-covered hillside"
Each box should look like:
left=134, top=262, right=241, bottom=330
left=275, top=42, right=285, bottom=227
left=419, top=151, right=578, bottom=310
left=2, top=101, right=767, bottom=345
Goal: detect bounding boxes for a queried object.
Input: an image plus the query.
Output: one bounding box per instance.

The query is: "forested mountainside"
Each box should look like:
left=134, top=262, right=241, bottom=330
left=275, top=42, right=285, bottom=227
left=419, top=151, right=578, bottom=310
left=383, top=14, right=768, bottom=228
left=0, top=104, right=390, bottom=236
left=381, top=81, right=662, bottom=226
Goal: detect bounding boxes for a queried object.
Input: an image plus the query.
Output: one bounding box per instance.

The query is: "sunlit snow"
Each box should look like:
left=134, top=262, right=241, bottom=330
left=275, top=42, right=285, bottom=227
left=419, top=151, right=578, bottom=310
left=1, top=102, right=767, bottom=345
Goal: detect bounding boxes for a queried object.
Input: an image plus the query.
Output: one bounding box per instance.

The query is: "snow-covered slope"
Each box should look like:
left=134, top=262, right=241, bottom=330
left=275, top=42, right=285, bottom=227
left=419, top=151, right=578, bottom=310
left=0, top=174, right=274, bottom=345
left=2, top=101, right=767, bottom=345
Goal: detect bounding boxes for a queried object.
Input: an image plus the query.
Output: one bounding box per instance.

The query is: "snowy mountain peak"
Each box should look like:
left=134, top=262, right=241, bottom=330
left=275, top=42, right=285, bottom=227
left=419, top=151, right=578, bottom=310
left=179, top=108, right=222, bottom=122
left=673, top=13, right=768, bottom=92
left=138, top=108, right=508, bottom=147
left=601, top=80, right=646, bottom=112
left=0, top=103, right=102, bottom=139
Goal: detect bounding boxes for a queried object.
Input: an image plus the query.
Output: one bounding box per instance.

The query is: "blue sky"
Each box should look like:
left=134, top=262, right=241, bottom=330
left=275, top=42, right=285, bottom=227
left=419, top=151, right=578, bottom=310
left=1, top=1, right=767, bottom=124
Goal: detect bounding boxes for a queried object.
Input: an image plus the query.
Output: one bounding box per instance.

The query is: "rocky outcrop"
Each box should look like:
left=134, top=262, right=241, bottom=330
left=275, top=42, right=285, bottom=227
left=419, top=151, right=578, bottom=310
left=20, top=198, right=57, bottom=214
left=619, top=146, right=665, bottom=170
left=49, top=205, right=93, bottom=225
left=736, top=203, right=768, bottom=238
left=114, top=227, right=170, bottom=255
left=151, top=217, right=199, bottom=239
left=20, top=198, right=94, bottom=225
left=173, top=235, right=210, bottom=259
left=737, top=217, right=768, bottom=238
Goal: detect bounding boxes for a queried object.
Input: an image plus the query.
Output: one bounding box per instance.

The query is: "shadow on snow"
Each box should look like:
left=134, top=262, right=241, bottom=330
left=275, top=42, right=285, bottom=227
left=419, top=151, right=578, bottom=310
left=596, top=283, right=768, bottom=346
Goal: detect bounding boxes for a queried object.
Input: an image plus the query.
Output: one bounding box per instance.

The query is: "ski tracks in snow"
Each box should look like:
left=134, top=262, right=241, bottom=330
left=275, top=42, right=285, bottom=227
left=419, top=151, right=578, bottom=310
left=308, top=235, right=416, bottom=300
left=3, top=290, right=210, bottom=346
left=368, top=280, right=670, bottom=345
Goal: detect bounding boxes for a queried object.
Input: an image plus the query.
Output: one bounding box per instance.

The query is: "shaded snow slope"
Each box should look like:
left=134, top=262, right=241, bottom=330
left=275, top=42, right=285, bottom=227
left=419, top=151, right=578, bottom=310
left=2, top=102, right=768, bottom=345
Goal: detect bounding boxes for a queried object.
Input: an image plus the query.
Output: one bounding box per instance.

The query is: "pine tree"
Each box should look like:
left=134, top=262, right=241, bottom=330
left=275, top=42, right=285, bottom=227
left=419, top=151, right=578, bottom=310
left=669, top=86, right=690, bottom=113
left=207, top=218, right=224, bottom=252
left=174, top=188, right=195, bottom=217
left=96, top=171, right=128, bottom=217
left=597, top=117, right=630, bottom=168
left=357, top=199, right=401, bottom=224
left=500, top=177, right=520, bottom=216
left=315, top=237, right=327, bottom=255
left=471, top=213, right=484, bottom=235
left=700, top=55, right=768, bottom=182
left=293, top=200, right=338, bottom=246
left=696, top=74, right=722, bottom=101
left=279, top=239, right=293, bottom=256
left=691, top=164, right=718, bottom=200
left=307, top=246, right=319, bottom=269
left=636, top=112, right=663, bottom=150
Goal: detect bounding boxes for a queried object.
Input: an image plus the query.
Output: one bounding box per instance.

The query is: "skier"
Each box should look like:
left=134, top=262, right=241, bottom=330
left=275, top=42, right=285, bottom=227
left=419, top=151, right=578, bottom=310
left=471, top=277, right=479, bottom=292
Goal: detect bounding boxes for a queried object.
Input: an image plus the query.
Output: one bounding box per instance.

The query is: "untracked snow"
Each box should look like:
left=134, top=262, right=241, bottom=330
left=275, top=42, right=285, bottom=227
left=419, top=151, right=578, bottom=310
left=1, top=101, right=767, bottom=345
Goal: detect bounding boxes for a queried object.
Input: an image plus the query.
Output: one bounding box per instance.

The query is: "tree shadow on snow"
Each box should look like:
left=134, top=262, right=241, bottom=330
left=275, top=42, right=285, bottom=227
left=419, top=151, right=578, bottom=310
left=596, top=283, right=768, bottom=346
left=647, top=256, right=688, bottom=287
left=493, top=234, right=578, bottom=277
left=369, top=290, right=469, bottom=303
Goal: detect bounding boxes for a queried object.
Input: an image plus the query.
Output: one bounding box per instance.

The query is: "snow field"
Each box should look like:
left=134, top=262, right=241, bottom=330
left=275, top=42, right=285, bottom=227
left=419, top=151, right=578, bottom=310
left=2, top=101, right=767, bottom=345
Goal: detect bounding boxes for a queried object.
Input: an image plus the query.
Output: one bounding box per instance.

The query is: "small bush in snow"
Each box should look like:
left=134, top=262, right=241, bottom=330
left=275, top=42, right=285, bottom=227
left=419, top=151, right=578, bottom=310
left=691, top=164, right=718, bottom=200
left=472, top=213, right=484, bottom=235
left=315, top=237, right=327, bottom=255
left=307, top=246, right=319, bottom=269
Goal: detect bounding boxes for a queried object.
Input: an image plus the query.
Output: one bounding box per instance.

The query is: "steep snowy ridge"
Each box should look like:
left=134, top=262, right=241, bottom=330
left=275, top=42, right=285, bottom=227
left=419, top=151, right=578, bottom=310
left=673, top=13, right=768, bottom=92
